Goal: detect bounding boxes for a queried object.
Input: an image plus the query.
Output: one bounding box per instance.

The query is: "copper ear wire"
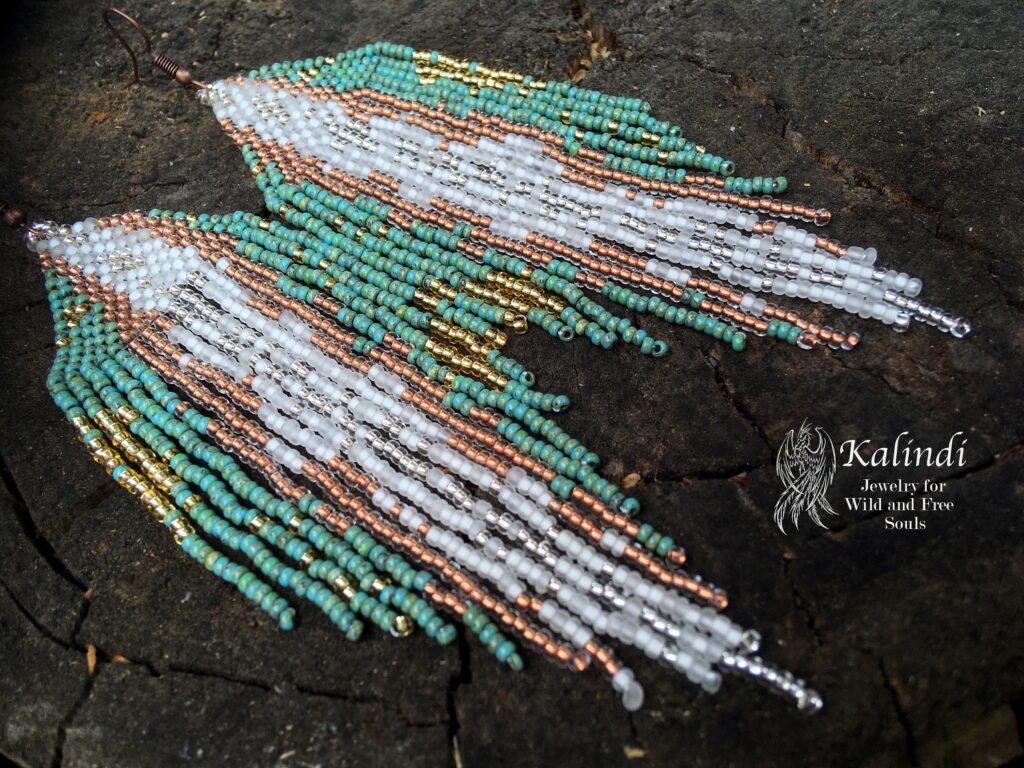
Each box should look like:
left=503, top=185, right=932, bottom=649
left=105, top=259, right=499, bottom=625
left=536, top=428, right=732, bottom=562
left=102, top=8, right=149, bottom=82
left=102, top=7, right=206, bottom=89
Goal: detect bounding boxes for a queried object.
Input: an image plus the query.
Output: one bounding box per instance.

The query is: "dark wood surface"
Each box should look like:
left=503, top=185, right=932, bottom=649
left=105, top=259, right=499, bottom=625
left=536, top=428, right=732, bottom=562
left=1, top=1, right=1022, bottom=766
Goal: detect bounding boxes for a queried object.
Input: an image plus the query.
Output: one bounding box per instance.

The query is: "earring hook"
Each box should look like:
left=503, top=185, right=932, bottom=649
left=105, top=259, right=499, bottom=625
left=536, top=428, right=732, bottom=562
left=102, top=8, right=151, bottom=83
left=102, top=7, right=205, bottom=88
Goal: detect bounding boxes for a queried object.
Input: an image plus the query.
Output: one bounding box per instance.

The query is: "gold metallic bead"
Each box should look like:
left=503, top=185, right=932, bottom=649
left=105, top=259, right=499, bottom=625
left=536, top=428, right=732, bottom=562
left=154, top=470, right=177, bottom=492
left=181, top=494, right=203, bottom=512
left=508, top=297, right=532, bottom=314
left=129, top=479, right=150, bottom=500
left=55, top=337, right=71, bottom=347
left=116, top=404, right=141, bottom=423
left=169, top=517, right=194, bottom=544
left=287, top=514, right=304, bottom=533
left=136, top=447, right=157, bottom=464
left=142, top=486, right=165, bottom=506
left=141, top=459, right=174, bottom=491
left=92, top=445, right=115, bottom=464
left=151, top=494, right=176, bottom=515
left=248, top=513, right=270, bottom=534
left=482, top=326, right=506, bottom=343
left=461, top=281, right=492, bottom=301
left=393, top=615, right=415, bottom=637
left=433, top=283, right=459, bottom=300
left=299, top=551, right=316, bottom=570
left=139, top=488, right=162, bottom=512
left=331, top=574, right=358, bottom=601
left=332, top=573, right=352, bottom=592
left=413, top=288, right=440, bottom=310
left=657, top=150, right=670, bottom=165
left=152, top=502, right=174, bottom=524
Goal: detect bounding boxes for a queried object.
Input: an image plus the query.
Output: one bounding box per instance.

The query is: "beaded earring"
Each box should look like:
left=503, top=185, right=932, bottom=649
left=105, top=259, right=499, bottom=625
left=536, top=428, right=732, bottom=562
left=6, top=7, right=971, bottom=716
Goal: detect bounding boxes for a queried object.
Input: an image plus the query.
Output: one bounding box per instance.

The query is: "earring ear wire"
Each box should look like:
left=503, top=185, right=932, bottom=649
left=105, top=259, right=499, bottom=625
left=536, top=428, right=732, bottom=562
left=102, top=7, right=206, bottom=89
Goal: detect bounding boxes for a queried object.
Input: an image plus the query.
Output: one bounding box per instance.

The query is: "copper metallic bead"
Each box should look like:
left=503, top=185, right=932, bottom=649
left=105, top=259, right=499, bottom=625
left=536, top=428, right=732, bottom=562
left=1, top=206, right=26, bottom=229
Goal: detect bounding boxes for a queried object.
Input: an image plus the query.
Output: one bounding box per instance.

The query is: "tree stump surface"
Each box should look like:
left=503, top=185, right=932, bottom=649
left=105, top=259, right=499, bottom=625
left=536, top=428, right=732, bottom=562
left=1, top=2, right=1021, bottom=766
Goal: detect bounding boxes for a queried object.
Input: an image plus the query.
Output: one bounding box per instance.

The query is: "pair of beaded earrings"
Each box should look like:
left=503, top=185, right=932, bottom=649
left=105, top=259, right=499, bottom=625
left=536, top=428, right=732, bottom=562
left=9, top=8, right=970, bottom=716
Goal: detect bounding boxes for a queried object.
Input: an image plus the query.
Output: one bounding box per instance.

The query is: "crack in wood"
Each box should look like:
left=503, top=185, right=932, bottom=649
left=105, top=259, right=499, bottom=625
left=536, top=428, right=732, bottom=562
left=0, top=454, right=88, bottom=595
left=877, top=655, right=921, bottom=767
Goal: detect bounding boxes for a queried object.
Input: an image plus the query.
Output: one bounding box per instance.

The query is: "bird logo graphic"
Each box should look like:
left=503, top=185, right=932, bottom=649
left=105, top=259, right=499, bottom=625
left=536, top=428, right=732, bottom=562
left=774, top=420, right=837, bottom=534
